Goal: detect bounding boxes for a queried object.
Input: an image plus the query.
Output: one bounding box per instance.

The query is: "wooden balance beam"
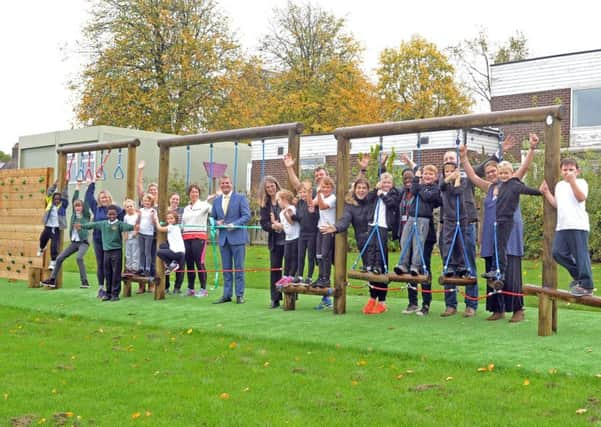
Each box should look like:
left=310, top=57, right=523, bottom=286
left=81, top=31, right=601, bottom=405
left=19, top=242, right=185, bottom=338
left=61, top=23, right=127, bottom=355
left=347, top=271, right=431, bottom=284
left=523, top=284, right=601, bottom=308
left=281, top=285, right=338, bottom=311
left=122, top=274, right=159, bottom=298
left=437, top=276, right=478, bottom=286
left=347, top=270, right=390, bottom=283
left=388, top=272, right=431, bottom=284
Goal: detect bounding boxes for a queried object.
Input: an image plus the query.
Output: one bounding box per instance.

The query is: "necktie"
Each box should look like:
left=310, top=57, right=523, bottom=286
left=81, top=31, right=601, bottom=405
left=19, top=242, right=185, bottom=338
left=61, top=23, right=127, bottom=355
left=222, top=194, right=229, bottom=216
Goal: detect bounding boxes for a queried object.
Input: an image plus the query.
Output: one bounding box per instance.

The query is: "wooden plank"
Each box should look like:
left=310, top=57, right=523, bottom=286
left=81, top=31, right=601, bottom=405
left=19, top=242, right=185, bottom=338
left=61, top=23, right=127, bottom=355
left=2, top=187, right=50, bottom=197
left=347, top=270, right=390, bottom=284
left=0, top=225, right=44, bottom=234
left=523, top=284, right=601, bottom=308
left=389, top=273, right=432, bottom=284
left=0, top=216, right=45, bottom=225
left=437, top=276, right=478, bottom=286
left=0, top=168, right=51, bottom=178
left=0, top=256, right=43, bottom=270
left=0, top=240, right=39, bottom=252
left=281, top=285, right=338, bottom=297
left=0, top=208, right=46, bottom=218
left=0, top=231, right=39, bottom=241
left=0, top=199, right=46, bottom=209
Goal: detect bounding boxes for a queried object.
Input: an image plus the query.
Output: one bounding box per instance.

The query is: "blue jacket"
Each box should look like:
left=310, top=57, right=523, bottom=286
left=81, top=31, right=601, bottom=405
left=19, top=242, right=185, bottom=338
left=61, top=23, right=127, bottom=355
left=42, top=183, right=69, bottom=229
left=211, top=192, right=251, bottom=246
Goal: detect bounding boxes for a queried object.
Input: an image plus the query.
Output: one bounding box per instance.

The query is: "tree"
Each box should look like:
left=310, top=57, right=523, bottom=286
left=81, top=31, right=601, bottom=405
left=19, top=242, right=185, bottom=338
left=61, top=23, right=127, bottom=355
left=0, top=150, right=11, bottom=162
left=448, top=29, right=529, bottom=109
left=74, top=0, right=239, bottom=134
left=376, top=35, right=472, bottom=121
left=258, top=1, right=383, bottom=132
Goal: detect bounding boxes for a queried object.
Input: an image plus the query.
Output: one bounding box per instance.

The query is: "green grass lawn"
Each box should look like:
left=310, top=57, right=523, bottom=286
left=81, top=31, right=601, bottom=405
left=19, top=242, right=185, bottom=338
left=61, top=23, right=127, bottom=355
left=1, top=245, right=601, bottom=426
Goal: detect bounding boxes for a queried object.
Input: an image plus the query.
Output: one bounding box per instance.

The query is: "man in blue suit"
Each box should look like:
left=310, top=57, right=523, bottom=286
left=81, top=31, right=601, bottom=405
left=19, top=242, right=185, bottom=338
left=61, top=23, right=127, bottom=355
left=211, top=175, right=251, bottom=304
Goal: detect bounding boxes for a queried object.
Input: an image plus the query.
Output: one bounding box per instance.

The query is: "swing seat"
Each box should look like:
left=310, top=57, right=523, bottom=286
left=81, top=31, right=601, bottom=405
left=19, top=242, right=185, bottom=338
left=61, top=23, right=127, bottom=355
left=437, top=275, right=478, bottom=286
left=347, top=270, right=390, bottom=284
left=388, top=272, right=431, bottom=284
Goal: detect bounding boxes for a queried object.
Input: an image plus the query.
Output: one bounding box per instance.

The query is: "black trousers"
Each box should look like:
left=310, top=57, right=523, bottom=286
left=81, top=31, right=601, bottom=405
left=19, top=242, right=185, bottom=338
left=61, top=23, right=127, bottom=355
left=184, top=239, right=207, bottom=290
left=93, top=239, right=105, bottom=288
left=104, top=248, right=122, bottom=298
left=495, top=219, right=514, bottom=277
left=269, top=244, right=285, bottom=303
left=158, top=243, right=185, bottom=290
left=317, top=233, right=334, bottom=281
left=284, top=238, right=299, bottom=277
left=297, top=234, right=316, bottom=279
left=39, top=226, right=60, bottom=260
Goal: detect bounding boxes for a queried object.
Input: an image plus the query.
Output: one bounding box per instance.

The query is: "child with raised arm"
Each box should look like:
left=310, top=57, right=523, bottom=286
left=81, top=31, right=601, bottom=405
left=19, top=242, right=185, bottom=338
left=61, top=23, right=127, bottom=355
left=123, top=199, right=140, bottom=276
left=293, top=180, right=319, bottom=285
left=274, top=189, right=300, bottom=285
left=41, top=181, right=90, bottom=288
left=137, top=193, right=156, bottom=277
left=395, top=165, right=441, bottom=276
left=77, top=205, right=136, bottom=301
left=314, top=176, right=336, bottom=288
left=540, top=159, right=594, bottom=296
left=37, top=180, right=69, bottom=270
left=154, top=210, right=186, bottom=294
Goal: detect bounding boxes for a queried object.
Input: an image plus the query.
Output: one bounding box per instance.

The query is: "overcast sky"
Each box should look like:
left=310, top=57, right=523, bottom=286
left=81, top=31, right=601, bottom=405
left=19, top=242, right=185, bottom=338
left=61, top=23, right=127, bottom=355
left=1, top=0, right=599, bottom=154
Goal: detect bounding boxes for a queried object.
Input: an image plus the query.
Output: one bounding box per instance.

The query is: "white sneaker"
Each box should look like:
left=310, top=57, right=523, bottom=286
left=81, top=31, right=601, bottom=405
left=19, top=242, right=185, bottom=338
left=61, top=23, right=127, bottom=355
left=195, top=288, right=209, bottom=298
left=37, top=248, right=44, bottom=257
left=48, top=260, right=56, bottom=270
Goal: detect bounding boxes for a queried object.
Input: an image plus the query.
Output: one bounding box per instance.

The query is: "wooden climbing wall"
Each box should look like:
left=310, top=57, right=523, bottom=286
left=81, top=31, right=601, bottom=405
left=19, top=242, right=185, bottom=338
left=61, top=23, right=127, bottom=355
left=0, top=168, right=53, bottom=281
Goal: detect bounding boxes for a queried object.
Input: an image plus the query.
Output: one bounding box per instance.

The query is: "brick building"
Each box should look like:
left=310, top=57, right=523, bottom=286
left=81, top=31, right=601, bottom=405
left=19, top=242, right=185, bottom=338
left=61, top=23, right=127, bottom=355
left=491, top=49, right=601, bottom=150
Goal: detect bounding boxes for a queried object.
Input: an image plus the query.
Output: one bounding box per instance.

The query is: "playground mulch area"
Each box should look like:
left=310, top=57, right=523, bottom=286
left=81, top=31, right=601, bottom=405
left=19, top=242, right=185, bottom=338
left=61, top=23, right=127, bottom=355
left=1, top=267, right=601, bottom=425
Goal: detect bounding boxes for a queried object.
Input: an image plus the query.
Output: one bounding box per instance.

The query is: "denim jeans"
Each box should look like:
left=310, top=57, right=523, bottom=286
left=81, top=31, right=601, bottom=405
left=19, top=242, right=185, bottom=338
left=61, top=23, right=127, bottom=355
left=553, top=229, right=593, bottom=289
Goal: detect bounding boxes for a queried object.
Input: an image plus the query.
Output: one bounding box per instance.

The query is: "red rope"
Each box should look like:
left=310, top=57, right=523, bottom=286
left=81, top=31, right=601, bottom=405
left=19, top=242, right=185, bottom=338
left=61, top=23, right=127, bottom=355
left=347, top=281, right=526, bottom=299
left=168, top=267, right=283, bottom=274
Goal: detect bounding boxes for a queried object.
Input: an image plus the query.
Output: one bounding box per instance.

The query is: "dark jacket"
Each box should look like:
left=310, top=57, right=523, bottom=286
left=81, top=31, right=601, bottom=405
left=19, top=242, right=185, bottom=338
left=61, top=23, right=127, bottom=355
left=292, top=199, right=319, bottom=238
left=334, top=192, right=377, bottom=248
left=409, top=177, right=442, bottom=219
left=440, top=177, right=468, bottom=223
left=495, top=178, right=541, bottom=222
left=259, top=200, right=285, bottom=251
left=42, top=183, right=69, bottom=229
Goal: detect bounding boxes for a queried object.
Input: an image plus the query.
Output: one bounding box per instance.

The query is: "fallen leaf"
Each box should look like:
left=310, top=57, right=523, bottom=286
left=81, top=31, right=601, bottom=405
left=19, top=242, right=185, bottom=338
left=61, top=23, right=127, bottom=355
left=263, top=362, right=270, bottom=368
left=575, top=408, right=587, bottom=415
left=396, top=374, right=404, bottom=380
left=51, top=388, right=58, bottom=394
left=523, top=379, right=530, bottom=386
left=186, top=329, right=193, bottom=335
left=131, top=412, right=141, bottom=419
left=356, top=360, right=367, bottom=366
left=229, top=342, right=237, bottom=349
left=220, top=392, right=230, bottom=400
left=487, top=363, right=495, bottom=371
left=351, top=380, right=359, bottom=386
left=37, top=417, right=46, bottom=424
left=405, top=369, right=414, bottom=374
left=3, top=393, right=7, bottom=400
left=243, top=387, right=250, bottom=392
left=477, top=367, right=488, bottom=372
left=446, top=376, right=454, bottom=381
left=145, top=411, right=151, bottom=417
left=548, top=368, right=558, bottom=374
left=98, top=328, right=104, bottom=334
left=595, top=374, right=601, bottom=378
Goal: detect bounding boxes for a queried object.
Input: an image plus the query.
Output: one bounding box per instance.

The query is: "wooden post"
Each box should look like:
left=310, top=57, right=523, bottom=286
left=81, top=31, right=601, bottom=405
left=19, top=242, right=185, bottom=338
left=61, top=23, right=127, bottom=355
left=155, top=145, right=170, bottom=300
left=334, top=135, right=350, bottom=314
left=287, top=128, right=301, bottom=191
left=54, top=153, right=68, bottom=289
left=126, top=143, right=137, bottom=201
left=539, top=115, right=561, bottom=335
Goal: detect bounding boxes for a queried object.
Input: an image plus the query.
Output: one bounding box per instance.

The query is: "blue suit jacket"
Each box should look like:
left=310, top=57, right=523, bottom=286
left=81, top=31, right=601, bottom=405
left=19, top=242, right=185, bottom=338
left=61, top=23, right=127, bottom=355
left=211, top=192, right=251, bottom=246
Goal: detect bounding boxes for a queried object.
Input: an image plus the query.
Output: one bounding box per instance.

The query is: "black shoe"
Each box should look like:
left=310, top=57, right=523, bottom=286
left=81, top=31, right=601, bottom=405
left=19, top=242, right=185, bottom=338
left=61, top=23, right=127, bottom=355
left=315, top=279, right=331, bottom=288
left=270, top=301, right=280, bottom=309
left=110, top=296, right=120, bottom=302
left=394, top=264, right=409, bottom=275
left=371, top=267, right=381, bottom=275
left=213, top=297, right=232, bottom=304
left=236, top=296, right=245, bottom=304
left=359, top=266, right=371, bottom=273
left=80, top=280, right=90, bottom=289
left=410, top=267, right=420, bottom=276
left=40, top=278, right=56, bottom=287
left=101, top=296, right=111, bottom=302
left=444, top=268, right=456, bottom=277
left=482, top=271, right=497, bottom=280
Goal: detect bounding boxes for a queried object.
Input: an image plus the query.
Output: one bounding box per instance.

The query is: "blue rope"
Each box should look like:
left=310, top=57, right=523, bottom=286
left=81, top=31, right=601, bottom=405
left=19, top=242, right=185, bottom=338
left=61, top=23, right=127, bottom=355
left=492, top=221, right=501, bottom=279
left=378, top=136, right=383, bottom=177
left=113, top=148, right=124, bottom=180
left=351, top=198, right=382, bottom=270
left=76, top=153, right=85, bottom=181
left=186, top=146, right=191, bottom=189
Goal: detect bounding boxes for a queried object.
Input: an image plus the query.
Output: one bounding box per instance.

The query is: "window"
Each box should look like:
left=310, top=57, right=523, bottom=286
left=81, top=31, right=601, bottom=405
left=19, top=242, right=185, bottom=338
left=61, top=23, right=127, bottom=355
left=299, top=156, right=326, bottom=171
left=277, top=146, right=284, bottom=155
left=573, top=88, right=601, bottom=127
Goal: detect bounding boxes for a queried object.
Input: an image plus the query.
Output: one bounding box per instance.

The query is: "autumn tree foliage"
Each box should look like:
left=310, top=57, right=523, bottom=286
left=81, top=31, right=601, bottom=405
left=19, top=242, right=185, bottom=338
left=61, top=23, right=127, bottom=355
left=377, top=35, right=472, bottom=121
left=257, top=1, right=383, bottom=133
left=74, top=0, right=239, bottom=134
